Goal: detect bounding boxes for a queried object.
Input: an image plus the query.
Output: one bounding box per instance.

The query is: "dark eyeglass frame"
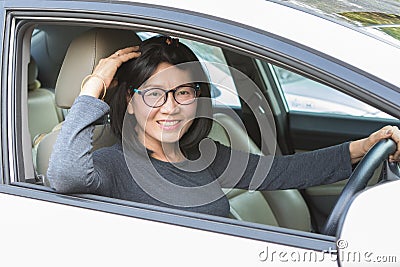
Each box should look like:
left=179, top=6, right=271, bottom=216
left=133, top=83, right=201, bottom=108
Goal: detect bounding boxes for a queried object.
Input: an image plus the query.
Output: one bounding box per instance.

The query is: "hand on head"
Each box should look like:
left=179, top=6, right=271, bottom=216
left=79, top=46, right=141, bottom=99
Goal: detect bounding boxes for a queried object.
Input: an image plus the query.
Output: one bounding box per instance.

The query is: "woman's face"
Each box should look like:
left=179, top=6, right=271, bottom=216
left=128, top=62, right=198, bottom=149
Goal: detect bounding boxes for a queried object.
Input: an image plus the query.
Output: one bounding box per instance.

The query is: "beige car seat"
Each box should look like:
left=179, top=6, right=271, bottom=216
left=28, top=57, right=63, bottom=144
left=209, top=114, right=311, bottom=231
left=36, top=28, right=140, bottom=175
left=36, top=28, right=311, bottom=231
left=28, top=57, right=63, bottom=167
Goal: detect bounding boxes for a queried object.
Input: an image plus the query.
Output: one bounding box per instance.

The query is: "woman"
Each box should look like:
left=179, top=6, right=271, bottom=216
left=48, top=36, right=400, bottom=216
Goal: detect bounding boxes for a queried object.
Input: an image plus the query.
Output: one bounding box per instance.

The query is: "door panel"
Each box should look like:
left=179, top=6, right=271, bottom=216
left=288, top=111, right=400, bottom=230
left=0, top=188, right=338, bottom=266
left=289, top=111, right=399, bottom=150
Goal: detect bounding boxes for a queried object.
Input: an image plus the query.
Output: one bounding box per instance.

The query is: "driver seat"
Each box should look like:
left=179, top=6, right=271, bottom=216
left=36, top=27, right=311, bottom=232
left=209, top=113, right=311, bottom=231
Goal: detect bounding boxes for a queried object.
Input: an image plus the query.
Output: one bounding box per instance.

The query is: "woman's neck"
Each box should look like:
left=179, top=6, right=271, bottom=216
left=134, top=125, right=185, bottom=162
left=151, top=145, right=185, bottom=162
left=140, top=136, right=184, bottom=162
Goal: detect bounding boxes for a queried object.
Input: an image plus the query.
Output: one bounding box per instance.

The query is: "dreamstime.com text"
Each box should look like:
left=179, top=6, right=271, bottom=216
left=258, top=240, right=398, bottom=264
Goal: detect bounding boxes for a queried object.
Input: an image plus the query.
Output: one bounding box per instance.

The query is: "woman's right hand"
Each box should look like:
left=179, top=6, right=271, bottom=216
left=79, top=46, right=141, bottom=99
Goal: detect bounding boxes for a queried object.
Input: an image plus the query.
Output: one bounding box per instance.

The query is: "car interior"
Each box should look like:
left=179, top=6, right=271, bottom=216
left=19, top=22, right=399, bottom=234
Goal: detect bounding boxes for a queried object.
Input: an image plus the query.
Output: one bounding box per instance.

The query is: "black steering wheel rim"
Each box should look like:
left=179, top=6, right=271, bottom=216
left=322, top=139, right=397, bottom=236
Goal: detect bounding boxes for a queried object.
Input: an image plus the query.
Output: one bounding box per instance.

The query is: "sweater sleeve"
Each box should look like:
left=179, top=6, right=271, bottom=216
left=212, top=141, right=353, bottom=190
left=47, top=95, right=111, bottom=194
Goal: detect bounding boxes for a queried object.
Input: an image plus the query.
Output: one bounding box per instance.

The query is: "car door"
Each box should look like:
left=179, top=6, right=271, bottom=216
left=0, top=1, right=340, bottom=266
left=1, top=0, right=399, bottom=266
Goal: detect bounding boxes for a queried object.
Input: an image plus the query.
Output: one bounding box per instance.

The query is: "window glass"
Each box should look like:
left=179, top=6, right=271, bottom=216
left=137, top=32, right=241, bottom=108
left=273, top=65, right=396, bottom=119
left=30, top=23, right=400, bottom=236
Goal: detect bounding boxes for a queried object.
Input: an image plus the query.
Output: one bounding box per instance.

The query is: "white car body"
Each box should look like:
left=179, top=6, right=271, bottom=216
left=126, top=0, right=400, bottom=87
left=0, top=0, right=399, bottom=266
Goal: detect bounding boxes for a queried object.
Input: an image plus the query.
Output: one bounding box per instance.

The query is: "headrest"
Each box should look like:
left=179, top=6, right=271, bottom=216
left=28, top=57, right=41, bottom=91
left=55, top=28, right=141, bottom=108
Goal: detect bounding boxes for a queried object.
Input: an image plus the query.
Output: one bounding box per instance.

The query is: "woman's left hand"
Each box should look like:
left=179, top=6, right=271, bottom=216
left=349, top=125, right=400, bottom=164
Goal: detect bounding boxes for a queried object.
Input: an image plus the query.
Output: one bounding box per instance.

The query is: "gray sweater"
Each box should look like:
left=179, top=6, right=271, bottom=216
left=47, top=96, right=353, bottom=217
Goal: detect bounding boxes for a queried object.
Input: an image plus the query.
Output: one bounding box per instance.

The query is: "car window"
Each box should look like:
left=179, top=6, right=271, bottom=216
left=15, top=9, right=400, bottom=241
left=272, top=65, right=396, bottom=119
left=25, top=25, right=312, bottom=234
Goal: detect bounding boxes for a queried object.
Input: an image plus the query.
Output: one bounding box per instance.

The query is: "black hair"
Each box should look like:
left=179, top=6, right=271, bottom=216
left=105, top=35, right=213, bottom=156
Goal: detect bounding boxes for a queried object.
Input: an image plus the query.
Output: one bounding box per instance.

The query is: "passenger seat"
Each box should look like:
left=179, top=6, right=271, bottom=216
left=36, top=28, right=141, bottom=178
left=28, top=57, right=63, bottom=166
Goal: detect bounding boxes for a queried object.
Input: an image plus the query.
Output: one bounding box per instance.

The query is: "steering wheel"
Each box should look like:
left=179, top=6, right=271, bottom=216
left=322, top=139, right=397, bottom=236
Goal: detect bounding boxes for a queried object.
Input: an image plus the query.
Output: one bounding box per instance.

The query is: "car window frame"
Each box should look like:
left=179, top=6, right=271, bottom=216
left=4, top=13, right=337, bottom=251
left=2, top=1, right=399, bottom=251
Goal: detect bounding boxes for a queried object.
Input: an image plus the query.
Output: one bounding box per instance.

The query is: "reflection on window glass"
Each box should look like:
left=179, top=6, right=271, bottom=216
left=137, top=32, right=241, bottom=108
left=273, top=65, right=396, bottom=119
left=339, top=12, right=400, bottom=44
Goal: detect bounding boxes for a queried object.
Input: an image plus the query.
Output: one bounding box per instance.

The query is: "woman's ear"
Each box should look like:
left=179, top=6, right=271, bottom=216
left=127, top=95, right=135, bottom=115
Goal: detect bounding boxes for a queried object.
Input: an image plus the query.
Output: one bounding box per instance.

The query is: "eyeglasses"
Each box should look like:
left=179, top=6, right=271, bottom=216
left=133, top=83, right=200, bottom=108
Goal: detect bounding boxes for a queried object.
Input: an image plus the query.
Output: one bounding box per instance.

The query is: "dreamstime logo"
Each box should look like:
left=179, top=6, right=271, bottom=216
left=258, top=240, right=398, bottom=264
left=337, top=239, right=349, bottom=249
left=122, top=61, right=277, bottom=207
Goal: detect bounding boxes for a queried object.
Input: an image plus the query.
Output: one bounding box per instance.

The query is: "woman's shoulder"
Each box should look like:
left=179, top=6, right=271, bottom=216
left=93, top=142, right=123, bottom=159
left=209, top=139, right=231, bottom=156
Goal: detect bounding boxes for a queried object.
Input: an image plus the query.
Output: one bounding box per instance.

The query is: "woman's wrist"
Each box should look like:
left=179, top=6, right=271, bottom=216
left=80, top=74, right=107, bottom=100
left=349, top=139, right=367, bottom=164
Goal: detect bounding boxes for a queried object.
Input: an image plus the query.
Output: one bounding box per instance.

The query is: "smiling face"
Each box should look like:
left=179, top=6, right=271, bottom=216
left=128, top=62, right=198, bottom=154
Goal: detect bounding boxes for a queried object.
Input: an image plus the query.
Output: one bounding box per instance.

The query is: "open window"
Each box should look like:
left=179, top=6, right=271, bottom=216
left=4, top=18, right=313, bottom=237
left=6, top=7, right=399, bottom=245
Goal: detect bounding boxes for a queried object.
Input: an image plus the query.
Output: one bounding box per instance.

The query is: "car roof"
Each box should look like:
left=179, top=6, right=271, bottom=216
left=272, top=0, right=400, bottom=45
left=116, top=0, right=400, bottom=89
